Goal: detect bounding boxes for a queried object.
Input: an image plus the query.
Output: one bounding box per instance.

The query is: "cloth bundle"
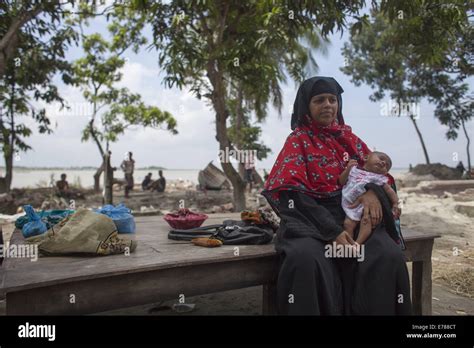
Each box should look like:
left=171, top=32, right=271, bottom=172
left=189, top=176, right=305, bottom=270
left=25, top=208, right=137, bottom=256
left=16, top=206, right=75, bottom=238
left=95, top=203, right=136, bottom=234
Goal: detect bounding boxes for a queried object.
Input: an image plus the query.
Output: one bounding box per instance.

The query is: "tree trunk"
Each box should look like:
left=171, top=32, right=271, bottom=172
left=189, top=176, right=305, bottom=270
left=3, top=149, right=13, bottom=193
left=94, top=161, right=104, bottom=192
left=207, top=64, right=246, bottom=211
left=90, top=98, right=105, bottom=192
left=103, top=152, right=113, bottom=205
left=3, top=72, right=16, bottom=193
left=409, top=115, right=430, bottom=165
left=235, top=85, right=245, bottom=180
left=461, top=119, right=471, bottom=172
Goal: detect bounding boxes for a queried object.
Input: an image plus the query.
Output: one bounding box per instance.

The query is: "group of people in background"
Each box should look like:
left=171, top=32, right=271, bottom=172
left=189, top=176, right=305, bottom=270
left=55, top=151, right=167, bottom=199
left=141, top=170, right=166, bottom=192
left=121, top=151, right=167, bottom=196
left=55, top=149, right=273, bottom=199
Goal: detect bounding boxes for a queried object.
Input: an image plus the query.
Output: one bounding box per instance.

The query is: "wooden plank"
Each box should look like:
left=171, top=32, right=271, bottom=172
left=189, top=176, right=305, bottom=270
left=6, top=256, right=276, bottom=315
left=400, top=228, right=440, bottom=242
left=403, top=239, right=434, bottom=263
left=1, top=214, right=275, bottom=292
left=3, top=226, right=436, bottom=290
left=411, top=239, right=434, bottom=315
left=262, top=283, right=278, bottom=315
left=1, top=214, right=439, bottom=300
left=261, top=255, right=279, bottom=316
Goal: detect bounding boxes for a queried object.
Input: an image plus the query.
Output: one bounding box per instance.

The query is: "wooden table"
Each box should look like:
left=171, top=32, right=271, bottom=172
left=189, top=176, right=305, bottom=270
left=402, top=229, right=440, bottom=315
left=0, top=214, right=439, bottom=315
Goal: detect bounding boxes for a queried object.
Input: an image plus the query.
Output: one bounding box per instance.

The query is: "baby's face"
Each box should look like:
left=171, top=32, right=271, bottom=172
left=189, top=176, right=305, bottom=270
left=364, top=152, right=392, bottom=174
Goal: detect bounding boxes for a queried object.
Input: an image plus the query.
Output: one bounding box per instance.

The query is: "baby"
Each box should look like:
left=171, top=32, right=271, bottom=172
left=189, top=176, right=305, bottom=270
left=338, top=151, right=400, bottom=245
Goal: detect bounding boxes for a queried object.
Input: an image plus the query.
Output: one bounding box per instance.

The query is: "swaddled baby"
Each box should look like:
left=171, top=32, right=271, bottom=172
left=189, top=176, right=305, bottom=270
left=338, top=151, right=400, bottom=244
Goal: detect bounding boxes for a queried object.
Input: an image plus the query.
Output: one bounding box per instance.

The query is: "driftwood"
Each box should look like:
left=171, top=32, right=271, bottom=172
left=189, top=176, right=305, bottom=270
left=198, top=161, right=231, bottom=190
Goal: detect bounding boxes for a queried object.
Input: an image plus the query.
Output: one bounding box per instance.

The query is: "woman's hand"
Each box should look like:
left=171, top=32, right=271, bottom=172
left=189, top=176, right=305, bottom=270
left=392, top=203, right=401, bottom=219
left=348, top=189, right=382, bottom=227
left=334, top=231, right=356, bottom=246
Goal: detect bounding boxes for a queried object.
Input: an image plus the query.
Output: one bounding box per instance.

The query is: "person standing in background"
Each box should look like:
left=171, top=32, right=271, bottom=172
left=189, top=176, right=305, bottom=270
left=244, top=150, right=256, bottom=193
left=121, top=152, right=135, bottom=198
left=456, top=161, right=466, bottom=176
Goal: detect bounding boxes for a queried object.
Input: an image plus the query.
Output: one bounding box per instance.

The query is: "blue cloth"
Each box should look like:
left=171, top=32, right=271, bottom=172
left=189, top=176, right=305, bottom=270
left=95, top=203, right=135, bottom=234
left=21, top=205, right=48, bottom=238
left=15, top=208, right=75, bottom=230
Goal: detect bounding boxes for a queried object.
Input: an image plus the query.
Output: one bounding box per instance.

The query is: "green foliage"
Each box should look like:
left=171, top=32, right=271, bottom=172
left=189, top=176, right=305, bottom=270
left=226, top=95, right=271, bottom=161
left=341, top=4, right=473, bottom=136
left=145, top=0, right=364, bottom=100
left=71, top=29, right=177, bottom=154
left=0, top=6, right=77, bottom=160
left=122, top=0, right=367, bottom=173
left=374, top=0, right=472, bottom=74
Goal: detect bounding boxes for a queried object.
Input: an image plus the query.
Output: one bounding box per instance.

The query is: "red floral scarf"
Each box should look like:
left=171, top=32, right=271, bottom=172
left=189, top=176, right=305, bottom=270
left=263, top=115, right=380, bottom=207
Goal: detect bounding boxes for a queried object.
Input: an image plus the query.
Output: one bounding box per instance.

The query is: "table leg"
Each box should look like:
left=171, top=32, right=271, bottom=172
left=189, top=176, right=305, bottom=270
left=262, top=283, right=277, bottom=315
left=412, top=258, right=432, bottom=315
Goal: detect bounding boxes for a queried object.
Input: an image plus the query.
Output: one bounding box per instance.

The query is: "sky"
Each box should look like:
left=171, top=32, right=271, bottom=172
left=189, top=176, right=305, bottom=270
left=13, top=8, right=474, bottom=171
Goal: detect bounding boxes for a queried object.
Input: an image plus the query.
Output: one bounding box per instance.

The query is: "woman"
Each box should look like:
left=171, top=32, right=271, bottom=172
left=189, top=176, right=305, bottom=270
left=261, top=76, right=412, bottom=315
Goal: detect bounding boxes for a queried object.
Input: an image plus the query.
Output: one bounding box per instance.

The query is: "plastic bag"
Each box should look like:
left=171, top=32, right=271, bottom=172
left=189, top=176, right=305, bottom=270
left=95, top=203, right=135, bottom=234
left=15, top=209, right=75, bottom=230
left=21, top=205, right=47, bottom=238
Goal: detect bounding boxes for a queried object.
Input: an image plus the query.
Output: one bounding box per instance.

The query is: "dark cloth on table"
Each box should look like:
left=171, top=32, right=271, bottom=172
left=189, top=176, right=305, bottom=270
left=274, top=189, right=412, bottom=315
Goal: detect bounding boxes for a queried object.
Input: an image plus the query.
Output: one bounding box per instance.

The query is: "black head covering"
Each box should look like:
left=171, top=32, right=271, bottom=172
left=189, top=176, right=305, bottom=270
left=291, top=76, right=345, bottom=130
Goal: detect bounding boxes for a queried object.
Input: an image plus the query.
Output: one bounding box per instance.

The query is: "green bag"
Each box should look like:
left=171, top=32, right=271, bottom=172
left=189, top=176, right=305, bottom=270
left=25, top=208, right=137, bottom=256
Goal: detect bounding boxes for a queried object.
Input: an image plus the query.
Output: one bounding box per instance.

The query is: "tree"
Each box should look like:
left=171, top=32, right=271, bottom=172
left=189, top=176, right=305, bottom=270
left=0, top=1, right=125, bottom=192
left=374, top=0, right=472, bottom=77
left=409, top=19, right=473, bottom=172
left=341, top=12, right=432, bottom=164
left=71, top=31, right=177, bottom=193
left=435, top=88, right=473, bottom=173
left=342, top=2, right=472, bottom=166
left=0, top=9, right=76, bottom=192
left=0, top=0, right=76, bottom=77
left=227, top=81, right=271, bottom=180
left=415, top=73, right=473, bottom=172
left=125, top=0, right=365, bottom=210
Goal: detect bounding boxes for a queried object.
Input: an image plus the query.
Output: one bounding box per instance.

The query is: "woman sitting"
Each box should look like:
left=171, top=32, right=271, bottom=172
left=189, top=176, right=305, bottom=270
left=261, top=76, right=411, bottom=315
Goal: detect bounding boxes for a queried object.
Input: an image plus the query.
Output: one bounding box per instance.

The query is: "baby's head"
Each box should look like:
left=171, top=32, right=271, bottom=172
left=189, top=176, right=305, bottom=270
left=363, top=151, right=392, bottom=175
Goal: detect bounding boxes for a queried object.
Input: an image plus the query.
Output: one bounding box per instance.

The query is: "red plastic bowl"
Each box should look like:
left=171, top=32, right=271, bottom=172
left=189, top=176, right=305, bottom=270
left=164, top=208, right=208, bottom=230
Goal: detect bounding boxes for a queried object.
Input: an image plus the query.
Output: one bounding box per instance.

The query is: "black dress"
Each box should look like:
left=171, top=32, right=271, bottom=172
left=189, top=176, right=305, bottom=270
left=274, top=189, right=412, bottom=315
